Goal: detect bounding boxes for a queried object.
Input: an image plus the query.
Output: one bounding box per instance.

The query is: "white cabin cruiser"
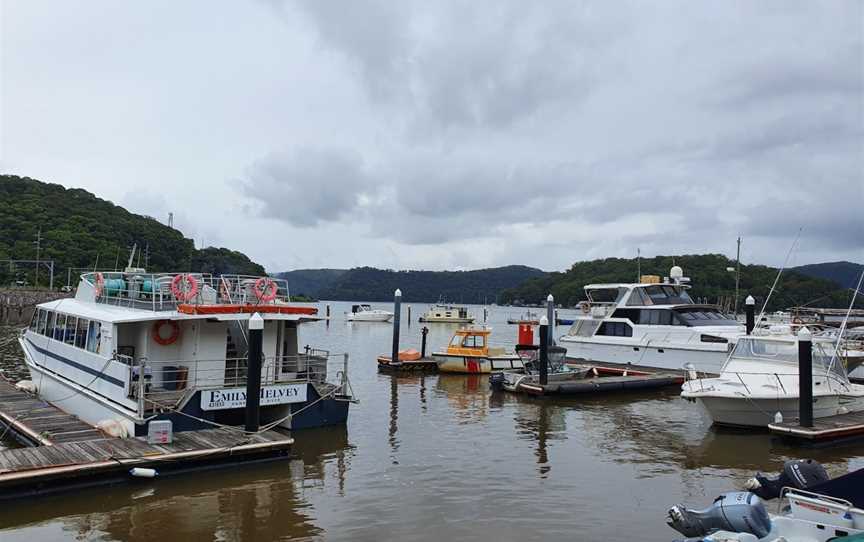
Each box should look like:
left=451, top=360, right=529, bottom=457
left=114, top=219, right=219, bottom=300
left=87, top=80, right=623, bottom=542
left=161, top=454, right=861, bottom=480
left=559, top=267, right=744, bottom=374
left=346, top=304, right=393, bottom=322
left=681, top=332, right=864, bottom=427
left=419, top=303, right=474, bottom=324
left=19, top=270, right=354, bottom=438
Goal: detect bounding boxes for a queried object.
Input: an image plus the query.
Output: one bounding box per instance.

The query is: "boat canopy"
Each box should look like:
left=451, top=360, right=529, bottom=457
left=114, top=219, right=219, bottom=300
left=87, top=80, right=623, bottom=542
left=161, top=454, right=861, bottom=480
left=729, top=337, right=849, bottom=383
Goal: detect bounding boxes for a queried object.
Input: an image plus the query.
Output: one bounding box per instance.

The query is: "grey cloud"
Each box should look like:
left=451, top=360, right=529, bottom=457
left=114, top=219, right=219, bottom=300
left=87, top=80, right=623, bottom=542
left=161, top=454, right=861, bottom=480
left=241, top=148, right=374, bottom=227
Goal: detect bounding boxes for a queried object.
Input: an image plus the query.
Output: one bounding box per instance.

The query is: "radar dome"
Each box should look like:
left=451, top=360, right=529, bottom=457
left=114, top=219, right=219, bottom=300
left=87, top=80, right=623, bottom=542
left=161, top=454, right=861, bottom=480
left=670, top=266, right=684, bottom=279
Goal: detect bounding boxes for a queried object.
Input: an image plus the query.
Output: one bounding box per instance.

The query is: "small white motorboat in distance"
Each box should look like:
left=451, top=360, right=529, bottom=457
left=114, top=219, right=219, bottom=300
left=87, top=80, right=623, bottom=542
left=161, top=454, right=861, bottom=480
left=681, top=330, right=864, bottom=428
left=346, top=304, right=393, bottom=322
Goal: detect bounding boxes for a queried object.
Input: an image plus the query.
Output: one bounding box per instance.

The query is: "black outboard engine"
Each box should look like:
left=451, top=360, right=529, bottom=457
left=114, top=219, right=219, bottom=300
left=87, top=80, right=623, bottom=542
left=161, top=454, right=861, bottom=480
left=667, top=492, right=772, bottom=539
left=746, top=459, right=829, bottom=501
left=489, top=372, right=505, bottom=391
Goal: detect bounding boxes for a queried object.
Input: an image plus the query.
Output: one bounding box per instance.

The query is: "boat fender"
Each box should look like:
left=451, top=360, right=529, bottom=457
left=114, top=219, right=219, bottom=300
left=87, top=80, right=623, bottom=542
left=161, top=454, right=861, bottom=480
left=253, top=277, right=279, bottom=302
left=96, top=419, right=129, bottom=438
left=591, top=367, right=599, bottom=377
left=667, top=492, right=771, bottom=539
left=170, top=274, right=199, bottom=301
left=14, top=380, right=37, bottom=394
left=129, top=467, right=157, bottom=478
left=152, top=320, right=181, bottom=346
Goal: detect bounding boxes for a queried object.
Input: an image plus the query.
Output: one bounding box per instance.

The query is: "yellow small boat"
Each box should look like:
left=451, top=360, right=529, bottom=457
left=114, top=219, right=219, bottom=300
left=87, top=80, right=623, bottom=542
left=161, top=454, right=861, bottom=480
left=433, top=327, right=525, bottom=374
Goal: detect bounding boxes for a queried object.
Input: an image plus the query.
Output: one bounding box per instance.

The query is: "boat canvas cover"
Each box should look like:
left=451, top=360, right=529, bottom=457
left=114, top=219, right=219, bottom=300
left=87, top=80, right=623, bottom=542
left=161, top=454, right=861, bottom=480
left=807, top=468, right=864, bottom=509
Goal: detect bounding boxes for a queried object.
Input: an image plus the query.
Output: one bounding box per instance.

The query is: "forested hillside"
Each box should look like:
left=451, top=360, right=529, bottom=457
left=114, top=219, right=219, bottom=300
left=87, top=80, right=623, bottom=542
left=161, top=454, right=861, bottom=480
left=0, top=175, right=265, bottom=285
left=274, top=269, right=347, bottom=298
left=792, top=261, right=863, bottom=290
left=501, top=254, right=860, bottom=311
left=296, top=265, right=547, bottom=303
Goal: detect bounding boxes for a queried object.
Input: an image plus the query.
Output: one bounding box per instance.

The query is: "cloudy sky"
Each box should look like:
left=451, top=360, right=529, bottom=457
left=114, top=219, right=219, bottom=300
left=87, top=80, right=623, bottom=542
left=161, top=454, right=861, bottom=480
left=1, top=1, right=862, bottom=272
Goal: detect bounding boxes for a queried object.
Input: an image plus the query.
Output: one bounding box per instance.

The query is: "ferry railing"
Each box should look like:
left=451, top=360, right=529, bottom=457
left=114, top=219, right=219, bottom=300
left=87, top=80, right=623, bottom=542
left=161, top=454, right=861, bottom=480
left=81, top=272, right=294, bottom=311
left=121, top=349, right=349, bottom=415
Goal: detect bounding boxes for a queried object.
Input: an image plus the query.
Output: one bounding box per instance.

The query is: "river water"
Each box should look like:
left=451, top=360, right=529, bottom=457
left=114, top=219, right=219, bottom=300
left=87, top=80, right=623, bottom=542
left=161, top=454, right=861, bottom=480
left=1, top=301, right=863, bottom=541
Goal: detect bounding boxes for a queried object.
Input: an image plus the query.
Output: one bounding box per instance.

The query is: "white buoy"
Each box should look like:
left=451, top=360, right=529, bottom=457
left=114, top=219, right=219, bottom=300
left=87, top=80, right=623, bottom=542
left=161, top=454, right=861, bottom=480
left=130, top=467, right=158, bottom=478
left=774, top=411, right=783, bottom=424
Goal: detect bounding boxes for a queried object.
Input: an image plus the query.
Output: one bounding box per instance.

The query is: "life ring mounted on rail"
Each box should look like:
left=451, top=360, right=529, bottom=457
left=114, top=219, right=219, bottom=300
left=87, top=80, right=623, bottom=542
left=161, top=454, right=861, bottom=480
left=152, top=320, right=181, bottom=346
left=170, top=274, right=199, bottom=302
left=93, top=272, right=105, bottom=298
left=579, top=301, right=591, bottom=314
left=253, top=277, right=279, bottom=302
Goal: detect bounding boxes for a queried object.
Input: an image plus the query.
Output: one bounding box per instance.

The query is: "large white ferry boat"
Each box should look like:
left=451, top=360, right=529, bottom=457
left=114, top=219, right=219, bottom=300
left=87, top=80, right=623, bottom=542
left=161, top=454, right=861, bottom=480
left=19, top=268, right=354, bottom=438
left=558, top=266, right=744, bottom=374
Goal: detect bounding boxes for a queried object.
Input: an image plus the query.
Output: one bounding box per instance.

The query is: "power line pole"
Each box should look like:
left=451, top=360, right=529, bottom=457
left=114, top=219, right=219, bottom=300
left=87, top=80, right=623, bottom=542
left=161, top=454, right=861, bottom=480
left=733, top=236, right=742, bottom=316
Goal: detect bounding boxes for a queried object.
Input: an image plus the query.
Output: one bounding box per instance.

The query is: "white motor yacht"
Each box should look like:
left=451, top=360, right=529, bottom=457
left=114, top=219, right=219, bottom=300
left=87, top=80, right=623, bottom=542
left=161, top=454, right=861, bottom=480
left=681, top=331, right=864, bottom=427
left=19, top=268, right=354, bottom=438
left=345, top=304, right=393, bottom=322
left=559, top=266, right=744, bottom=374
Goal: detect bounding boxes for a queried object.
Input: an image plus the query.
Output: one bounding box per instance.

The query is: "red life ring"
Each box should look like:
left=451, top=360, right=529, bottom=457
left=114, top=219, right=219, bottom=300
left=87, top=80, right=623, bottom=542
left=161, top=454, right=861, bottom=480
left=152, top=320, right=181, bottom=345
left=253, top=277, right=279, bottom=302
left=170, top=274, right=199, bottom=301
left=94, top=272, right=105, bottom=297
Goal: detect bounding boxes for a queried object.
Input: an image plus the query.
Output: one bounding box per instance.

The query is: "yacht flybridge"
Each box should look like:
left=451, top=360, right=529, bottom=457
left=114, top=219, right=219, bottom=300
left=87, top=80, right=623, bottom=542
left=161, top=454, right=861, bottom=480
left=559, top=266, right=744, bottom=374
left=19, top=269, right=354, bottom=438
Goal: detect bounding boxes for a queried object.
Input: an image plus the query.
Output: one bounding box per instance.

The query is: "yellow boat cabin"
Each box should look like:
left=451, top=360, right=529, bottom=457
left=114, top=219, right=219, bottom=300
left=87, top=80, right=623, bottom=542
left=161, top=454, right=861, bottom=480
left=433, top=327, right=524, bottom=374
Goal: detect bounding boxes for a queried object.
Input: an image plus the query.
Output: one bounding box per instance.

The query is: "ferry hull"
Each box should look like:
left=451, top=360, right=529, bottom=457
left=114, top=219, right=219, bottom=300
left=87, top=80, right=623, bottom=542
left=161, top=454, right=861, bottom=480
left=686, top=394, right=864, bottom=428
left=433, top=354, right=524, bottom=374
left=561, top=340, right=729, bottom=375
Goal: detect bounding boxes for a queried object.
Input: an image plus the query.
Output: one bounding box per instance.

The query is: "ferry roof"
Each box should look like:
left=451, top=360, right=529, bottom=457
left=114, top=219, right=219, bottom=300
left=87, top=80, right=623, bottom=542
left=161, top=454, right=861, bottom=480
left=36, top=298, right=322, bottom=324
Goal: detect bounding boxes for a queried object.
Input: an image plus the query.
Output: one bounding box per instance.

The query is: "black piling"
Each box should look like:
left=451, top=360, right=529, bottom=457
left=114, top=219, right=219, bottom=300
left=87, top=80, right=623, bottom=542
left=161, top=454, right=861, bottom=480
left=539, top=318, right=549, bottom=385
left=407, top=305, right=412, bottom=326
left=391, top=289, right=402, bottom=366
left=420, top=326, right=429, bottom=358
left=546, top=294, right=555, bottom=346
left=798, top=327, right=814, bottom=428
left=744, top=295, right=755, bottom=335
left=245, top=312, right=264, bottom=432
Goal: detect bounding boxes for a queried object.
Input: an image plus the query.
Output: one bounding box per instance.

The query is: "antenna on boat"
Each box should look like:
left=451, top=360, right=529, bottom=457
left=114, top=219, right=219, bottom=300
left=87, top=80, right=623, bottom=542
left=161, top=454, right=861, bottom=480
left=755, top=227, right=802, bottom=327
left=825, top=269, right=864, bottom=377
left=636, top=248, right=641, bottom=282
left=733, top=236, right=742, bottom=316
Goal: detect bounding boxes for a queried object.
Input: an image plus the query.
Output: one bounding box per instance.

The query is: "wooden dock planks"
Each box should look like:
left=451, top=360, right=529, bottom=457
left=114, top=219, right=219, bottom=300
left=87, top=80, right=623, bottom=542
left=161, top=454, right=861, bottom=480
left=769, top=411, right=864, bottom=442
left=0, top=378, right=105, bottom=445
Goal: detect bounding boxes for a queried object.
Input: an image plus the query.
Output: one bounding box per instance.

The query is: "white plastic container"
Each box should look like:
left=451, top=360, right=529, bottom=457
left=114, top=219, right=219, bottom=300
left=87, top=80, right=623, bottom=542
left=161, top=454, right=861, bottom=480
left=147, top=420, right=173, bottom=444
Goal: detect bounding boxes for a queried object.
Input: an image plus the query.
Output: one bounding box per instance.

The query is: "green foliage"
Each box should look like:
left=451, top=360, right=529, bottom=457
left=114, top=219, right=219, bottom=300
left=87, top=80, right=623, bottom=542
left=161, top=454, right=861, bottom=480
left=0, top=175, right=266, bottom=285
left=792, top=261, right=864, bottom=290
left=501, top=254, right=861, bottom=311
left=296, top=265, right=547, bottom=302
left=274, top=269, right=347, bottom=298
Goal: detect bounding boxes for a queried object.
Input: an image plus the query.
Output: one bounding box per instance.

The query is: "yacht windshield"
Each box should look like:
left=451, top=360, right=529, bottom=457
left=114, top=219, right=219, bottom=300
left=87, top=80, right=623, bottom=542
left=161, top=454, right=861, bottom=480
left=674, top=307, right=739, bottom=326
left=732, top=338, right=850, bottom=383
left=640, top=285, right=693, bottom=305
left=586, top=288, right=626, bottom=303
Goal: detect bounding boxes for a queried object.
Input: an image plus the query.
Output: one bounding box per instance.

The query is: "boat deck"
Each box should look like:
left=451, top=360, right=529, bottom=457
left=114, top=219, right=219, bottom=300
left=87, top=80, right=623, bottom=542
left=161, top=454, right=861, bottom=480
left=0, top=378, right=294, bottom=499
left=768, top=411, right=864, bottom=443
left=0, top=379, right=105, bottom=445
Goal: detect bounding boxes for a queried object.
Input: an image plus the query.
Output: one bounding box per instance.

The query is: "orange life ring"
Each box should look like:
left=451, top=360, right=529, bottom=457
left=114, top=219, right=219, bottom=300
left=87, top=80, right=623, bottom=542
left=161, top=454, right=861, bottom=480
left=94, top=272, right=105, bottom=297
left=253, top=277, right=279, bottom=302
left=152, top=320, right=181, bottom=345
left=170, top=274, right=199, bottom=301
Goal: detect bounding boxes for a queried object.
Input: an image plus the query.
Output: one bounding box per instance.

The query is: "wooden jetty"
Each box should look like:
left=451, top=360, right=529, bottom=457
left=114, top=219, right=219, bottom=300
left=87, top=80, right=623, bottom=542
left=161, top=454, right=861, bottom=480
left=0, top=378, right=293, bottom=499
left=769, top=411, right=864, bottom=443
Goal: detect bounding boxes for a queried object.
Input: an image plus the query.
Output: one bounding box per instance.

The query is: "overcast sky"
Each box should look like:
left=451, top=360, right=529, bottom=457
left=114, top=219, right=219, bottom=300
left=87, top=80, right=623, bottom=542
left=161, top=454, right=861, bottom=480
left=1, top=1, right=862, bottom=272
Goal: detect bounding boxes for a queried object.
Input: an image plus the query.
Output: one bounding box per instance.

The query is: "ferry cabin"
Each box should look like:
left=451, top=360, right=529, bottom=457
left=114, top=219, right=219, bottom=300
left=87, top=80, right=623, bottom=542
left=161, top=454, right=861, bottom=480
left=19, top=272, right=351, bottom=438
left=559, top=273, right=744, bottom=374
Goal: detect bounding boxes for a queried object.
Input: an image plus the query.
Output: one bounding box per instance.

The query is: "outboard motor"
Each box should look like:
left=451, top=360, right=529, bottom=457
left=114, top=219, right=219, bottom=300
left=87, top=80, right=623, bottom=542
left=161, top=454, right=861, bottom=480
left=745, top=459, right=829, bottom=501
left=667, top=492, right=772, bottom=539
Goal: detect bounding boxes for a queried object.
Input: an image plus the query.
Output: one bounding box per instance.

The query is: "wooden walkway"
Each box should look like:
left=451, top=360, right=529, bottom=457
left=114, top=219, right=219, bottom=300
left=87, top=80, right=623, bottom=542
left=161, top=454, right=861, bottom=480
left=0, top=379, right=105, bottom=445
left=769, top=411, right=864, bottom=442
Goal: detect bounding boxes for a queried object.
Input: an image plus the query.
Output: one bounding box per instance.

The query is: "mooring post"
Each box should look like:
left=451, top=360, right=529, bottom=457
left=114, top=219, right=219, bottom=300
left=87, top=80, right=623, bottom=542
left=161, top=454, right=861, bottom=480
left=546, top=294, right=555, bottom=346
left=407, top=305, right=412, bottom=326
left=539, top=316, right=549, bottom=385
left=245, top=312, right=264, bottom=432
left=421, top=326, right=429, bottom=358
left=391, top=289, right=402, bottom=365
left=483, top=307, right=487, bottom=322
left=744, top=295, right=755, bottom=335
left=798, top=326, right=814, bottom=428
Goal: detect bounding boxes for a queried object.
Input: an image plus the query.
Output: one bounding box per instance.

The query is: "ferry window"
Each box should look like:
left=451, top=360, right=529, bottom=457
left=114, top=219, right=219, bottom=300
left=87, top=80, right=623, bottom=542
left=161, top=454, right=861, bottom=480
left=463, top=335, right=485, bottom=348
left=46, top=311, right=56, bottom=338
left=75, top=318, right=88, bottom=349
left=450, top=335, right=463, bottom=346
left=65, top=316, right=77, bottom=345
left=37, top=309, right=48, bottom=335
left=54, top=314, right=67, bottom=341
left=29, top=310, right=38, bottom=331
left=87, top=321, right=101, bottom=353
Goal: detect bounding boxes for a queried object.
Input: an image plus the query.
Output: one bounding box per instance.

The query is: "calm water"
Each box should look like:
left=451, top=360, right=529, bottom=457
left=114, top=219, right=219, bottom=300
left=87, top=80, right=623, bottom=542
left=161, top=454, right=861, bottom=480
left=1, top=302, right=863, bottom=541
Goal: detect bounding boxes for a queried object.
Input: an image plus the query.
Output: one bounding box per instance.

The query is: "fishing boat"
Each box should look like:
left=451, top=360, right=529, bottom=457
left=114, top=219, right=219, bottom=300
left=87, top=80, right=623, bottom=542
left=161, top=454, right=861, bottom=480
left=433, top=327, right=524, bottom=373
left=418, top=303, right=474, bottom=324
left=558, top=266, right=745, bottom=374
left=680, top=331, right=864, bottom=428
left=18, top=265, right=355, bottom=438
left=346, top=304, right=393, bottom=322
left=491, top=345, right=592, bottom=393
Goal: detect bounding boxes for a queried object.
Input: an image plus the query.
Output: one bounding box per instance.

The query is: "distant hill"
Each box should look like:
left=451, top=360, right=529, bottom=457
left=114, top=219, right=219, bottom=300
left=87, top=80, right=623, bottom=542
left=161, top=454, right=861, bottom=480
left=274, top=269, right=348, bottom=298
left=501, top=254, right=860, bottom=312
left=0, top=175, right=266, bottom=285
left=277, top=265, right=547, bottom=303
left=791, top=261, right=863, bottom=290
